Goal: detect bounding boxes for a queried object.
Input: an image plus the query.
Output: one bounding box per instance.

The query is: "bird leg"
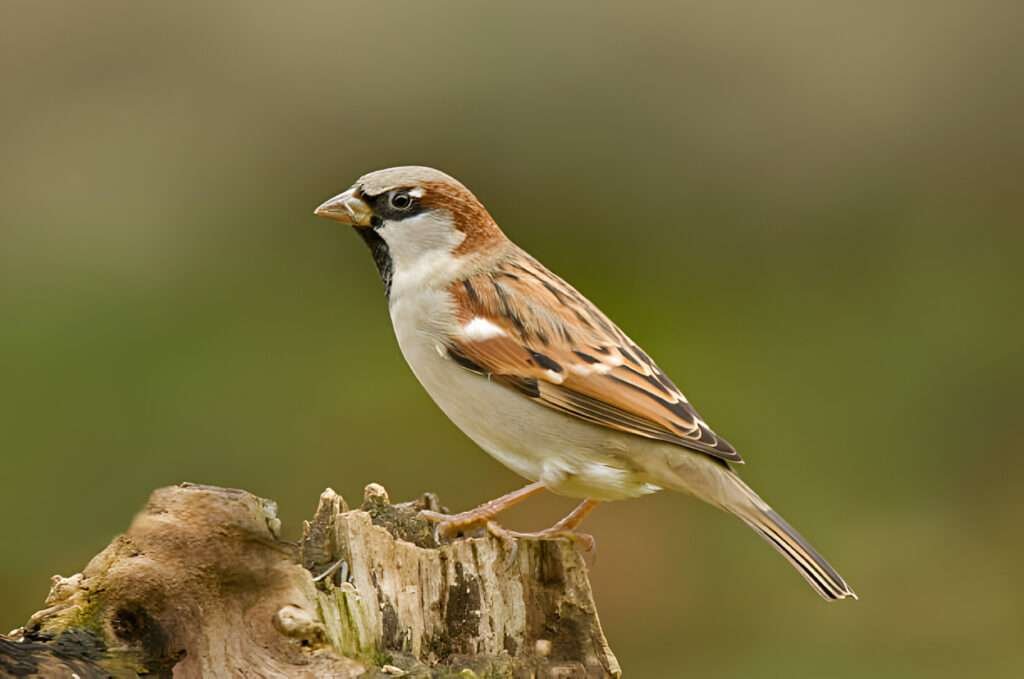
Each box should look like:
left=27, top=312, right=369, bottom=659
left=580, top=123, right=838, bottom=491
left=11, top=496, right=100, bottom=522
left=490, top=499, right=601, bottom=553
left=547, top=498, right=600, bottom=532
left=418, top=482, right=546, bottom=540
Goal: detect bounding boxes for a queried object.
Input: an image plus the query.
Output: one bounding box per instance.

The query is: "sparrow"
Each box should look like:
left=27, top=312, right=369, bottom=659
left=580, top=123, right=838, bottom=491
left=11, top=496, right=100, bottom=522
left=314, top=166, right=855, bottom=600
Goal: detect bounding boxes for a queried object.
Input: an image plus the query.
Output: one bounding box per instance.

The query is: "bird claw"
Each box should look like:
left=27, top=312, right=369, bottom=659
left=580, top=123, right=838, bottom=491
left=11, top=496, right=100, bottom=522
left=416, top=509, right=449, bottom=524
left=532, top=529, right=596, bottom=554
left=563, top=531, right=597, bottom=556
left=485, top=520, right=521, bottom=569
left=500, top=527, right=597, bottom=566
left=417, top=509, right=595, bottom=568
left=418, top=508, right=491, bottom=541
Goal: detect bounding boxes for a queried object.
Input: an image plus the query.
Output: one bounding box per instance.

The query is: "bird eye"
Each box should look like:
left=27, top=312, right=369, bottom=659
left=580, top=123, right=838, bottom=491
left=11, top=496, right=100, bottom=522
left=389, top=192, right=413, bottom=210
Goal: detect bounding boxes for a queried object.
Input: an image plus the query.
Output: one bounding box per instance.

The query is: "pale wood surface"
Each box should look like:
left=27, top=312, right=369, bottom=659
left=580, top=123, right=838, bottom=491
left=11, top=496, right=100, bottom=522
left=2, top=482, right=620, bottom=678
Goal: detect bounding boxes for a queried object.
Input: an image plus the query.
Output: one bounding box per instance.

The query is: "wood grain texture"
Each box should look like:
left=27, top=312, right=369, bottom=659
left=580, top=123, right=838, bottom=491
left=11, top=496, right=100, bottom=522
left=2, top=483, right=620, bottom=678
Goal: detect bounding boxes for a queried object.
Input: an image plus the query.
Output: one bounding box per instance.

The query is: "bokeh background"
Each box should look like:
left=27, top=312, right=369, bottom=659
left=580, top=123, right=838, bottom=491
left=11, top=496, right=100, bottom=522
left=2, top=2, right=1022, bottom=676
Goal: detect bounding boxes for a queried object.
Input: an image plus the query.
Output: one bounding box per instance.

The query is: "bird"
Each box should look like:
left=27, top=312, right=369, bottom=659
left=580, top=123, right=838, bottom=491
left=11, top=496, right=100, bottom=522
left=314, top=166, right=856, bottom=601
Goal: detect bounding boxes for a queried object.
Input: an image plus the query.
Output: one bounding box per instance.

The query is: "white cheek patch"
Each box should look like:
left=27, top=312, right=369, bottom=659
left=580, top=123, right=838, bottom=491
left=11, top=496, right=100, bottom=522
left=381, top=210, right=467, bottom=299
left=377, top=211, right=464, bottom=269
left=463, top=317, right=507, bottom=341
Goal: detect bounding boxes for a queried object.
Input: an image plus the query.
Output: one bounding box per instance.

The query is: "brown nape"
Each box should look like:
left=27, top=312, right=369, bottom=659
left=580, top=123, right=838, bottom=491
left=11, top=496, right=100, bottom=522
left=419, top=180, right=507, bottom=254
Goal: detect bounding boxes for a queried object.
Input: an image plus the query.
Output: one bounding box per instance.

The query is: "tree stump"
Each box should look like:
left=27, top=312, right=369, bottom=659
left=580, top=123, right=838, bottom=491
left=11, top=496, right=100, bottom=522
left=2, top=483, right=621, bottom=678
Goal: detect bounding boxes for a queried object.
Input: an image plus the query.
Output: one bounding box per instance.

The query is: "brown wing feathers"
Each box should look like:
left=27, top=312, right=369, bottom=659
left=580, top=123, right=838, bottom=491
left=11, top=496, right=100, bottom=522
left=446, top=249, right=742, bottom=463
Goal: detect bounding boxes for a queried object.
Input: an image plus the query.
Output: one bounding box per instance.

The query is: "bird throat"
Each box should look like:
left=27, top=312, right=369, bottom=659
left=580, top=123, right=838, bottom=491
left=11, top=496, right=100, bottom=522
left=357, top=227, right=393, bottom=298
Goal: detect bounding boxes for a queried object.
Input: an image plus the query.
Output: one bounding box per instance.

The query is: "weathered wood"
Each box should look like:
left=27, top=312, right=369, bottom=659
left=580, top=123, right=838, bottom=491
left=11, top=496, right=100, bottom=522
left=2, top=482, right=620, bottom=678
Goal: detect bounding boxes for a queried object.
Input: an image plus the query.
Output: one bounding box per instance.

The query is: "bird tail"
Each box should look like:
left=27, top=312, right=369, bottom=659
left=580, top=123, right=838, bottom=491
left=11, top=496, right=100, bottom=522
left=737, top=504, right=856, bottom=601
left=660, top=457, right=856, bottom=601
left=725, top=473, right=857, bottom=601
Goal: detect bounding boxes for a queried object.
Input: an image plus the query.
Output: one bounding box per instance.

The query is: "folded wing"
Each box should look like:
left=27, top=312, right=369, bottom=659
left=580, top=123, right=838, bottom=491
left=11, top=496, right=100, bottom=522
left=446, top=248, right=741, bottom=464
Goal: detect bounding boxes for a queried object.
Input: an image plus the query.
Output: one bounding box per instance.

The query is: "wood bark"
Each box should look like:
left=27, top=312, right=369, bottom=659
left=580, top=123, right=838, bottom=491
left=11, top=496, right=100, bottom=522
left=1, top=482, right=621, bottom=678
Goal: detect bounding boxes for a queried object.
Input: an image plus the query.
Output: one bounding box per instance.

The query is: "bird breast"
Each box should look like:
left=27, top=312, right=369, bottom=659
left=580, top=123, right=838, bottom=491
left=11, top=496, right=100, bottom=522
left=387, top=278, right=662, bottom=501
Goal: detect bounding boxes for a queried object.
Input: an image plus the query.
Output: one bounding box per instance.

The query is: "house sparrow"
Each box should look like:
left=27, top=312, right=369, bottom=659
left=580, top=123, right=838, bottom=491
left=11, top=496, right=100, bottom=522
left=314, top=166, right=855, bottom=600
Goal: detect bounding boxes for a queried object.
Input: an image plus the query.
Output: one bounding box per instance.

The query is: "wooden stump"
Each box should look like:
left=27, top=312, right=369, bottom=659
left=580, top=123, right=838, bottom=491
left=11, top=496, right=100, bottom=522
left=2, top=483, right=621, bottom=678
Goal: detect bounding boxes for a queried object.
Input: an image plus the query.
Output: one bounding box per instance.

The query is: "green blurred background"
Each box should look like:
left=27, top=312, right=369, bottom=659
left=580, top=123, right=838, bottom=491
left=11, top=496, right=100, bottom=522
left=2, top=2, right=1022, bottom=676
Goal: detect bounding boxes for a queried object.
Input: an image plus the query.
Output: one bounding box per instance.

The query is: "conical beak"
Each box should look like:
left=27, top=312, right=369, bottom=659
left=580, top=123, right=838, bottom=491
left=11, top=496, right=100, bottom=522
left=314, top=187, right=373, bottom=228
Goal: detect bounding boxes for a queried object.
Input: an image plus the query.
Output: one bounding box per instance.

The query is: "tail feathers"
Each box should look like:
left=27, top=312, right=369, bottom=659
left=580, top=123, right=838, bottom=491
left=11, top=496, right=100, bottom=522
left=717, top=471, right=856, bottom=601
left=737, top=506, right=857, bottom=601
left=659, top=457, right=856, bottom=600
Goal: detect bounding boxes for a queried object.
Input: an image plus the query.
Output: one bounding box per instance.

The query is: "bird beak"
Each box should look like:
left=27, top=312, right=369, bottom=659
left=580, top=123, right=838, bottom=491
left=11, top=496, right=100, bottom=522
left=313, top=187, right=374, bottom=228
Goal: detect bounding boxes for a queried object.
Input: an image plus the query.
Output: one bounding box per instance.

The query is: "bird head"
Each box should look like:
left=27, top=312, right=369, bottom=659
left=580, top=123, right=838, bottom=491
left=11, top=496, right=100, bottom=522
left=315, top=167, right=505, bottom=292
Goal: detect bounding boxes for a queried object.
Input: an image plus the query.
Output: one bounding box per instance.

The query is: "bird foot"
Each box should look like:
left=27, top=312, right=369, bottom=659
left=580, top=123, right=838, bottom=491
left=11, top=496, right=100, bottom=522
left=502, top=526, right=596, bottom=554
left=484, top=521, right=597, bottom=569
left=417, top=510, right=595, bottom=560
left=418, top=508, right=498, bottom=541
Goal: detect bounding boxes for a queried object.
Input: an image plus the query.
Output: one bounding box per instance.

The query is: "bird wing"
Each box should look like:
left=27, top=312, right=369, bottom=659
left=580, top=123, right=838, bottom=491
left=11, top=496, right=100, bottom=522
left=446, top=249, right=741, bottom=463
